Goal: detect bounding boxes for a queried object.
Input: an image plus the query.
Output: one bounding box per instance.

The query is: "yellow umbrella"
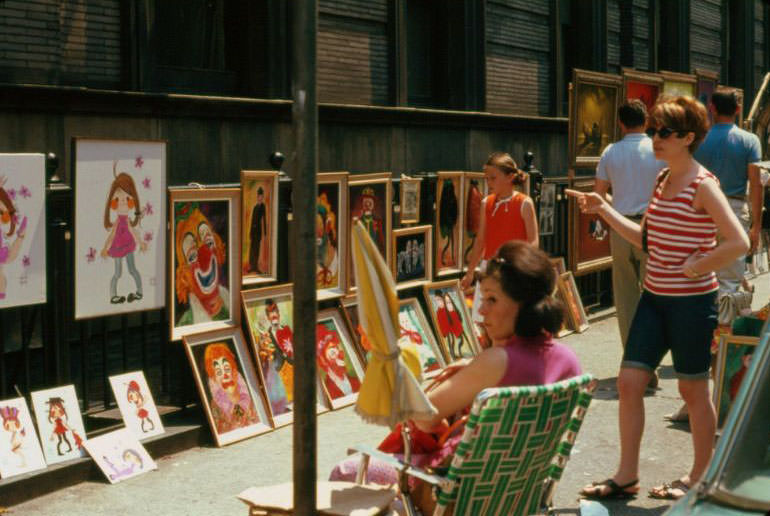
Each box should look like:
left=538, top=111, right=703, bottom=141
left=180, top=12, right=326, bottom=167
left=351, top=221, right=437, bottom=428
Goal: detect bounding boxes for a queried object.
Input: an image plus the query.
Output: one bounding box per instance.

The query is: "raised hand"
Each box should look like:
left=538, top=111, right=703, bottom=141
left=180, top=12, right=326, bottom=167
left=564, top=189, right=607, bottom=214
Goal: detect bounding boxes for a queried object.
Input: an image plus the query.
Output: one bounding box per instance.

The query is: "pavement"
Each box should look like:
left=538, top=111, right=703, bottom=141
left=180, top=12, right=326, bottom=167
left=7, top=272, right=769, bottom=516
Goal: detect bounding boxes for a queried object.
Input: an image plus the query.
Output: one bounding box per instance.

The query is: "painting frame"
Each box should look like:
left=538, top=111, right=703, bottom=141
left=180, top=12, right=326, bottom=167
left=316, top=307, right=366, bottom=410
left=568, top=178, right=612, bottom=275
left=0, top=396, right=46, bottom=478
left=713, top=334, right=759, bottom=428
left=660, top=70, right=697, bottom=98
left=423, top=279, right=480, bottom=361
left=183, top=327, right=272, bottom=446
left=557, top=271, right=589, bottom=333
left=461, top=171, right=487, bottom=270
left=338, top=294, right=369, bottom=366
left=399, top=176, right=421, bottom=225
left=569, top=69, right=622, bottom=170
left=347, top=173, right=392, bottom=293
left=538, top=181, right=557, bottom=237
left=30, top=384, right=88, bottom=465
left=391, top=225, right=432, bottom=289
left=168, top=187, right=241, bottom=341
left=317, top=172, right=349, bottom=300
left=695, top=68, right=719, bottom=120
left=241, top=170, right=279, bottom=286
left=108, top=370, right=165, bottom=440
left=550, top=256, right=567, bottom=277
left=398, top=297, right=446, bottom=378
left=435, top=171, right=465, bottom=276
left=622, top=68, right=663, bottom=113
left=73, top=137, right=167, bottom=320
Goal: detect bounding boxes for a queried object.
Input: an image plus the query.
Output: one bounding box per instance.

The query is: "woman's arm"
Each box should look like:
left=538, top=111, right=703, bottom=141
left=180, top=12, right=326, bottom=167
left=521, top=196, right=539, bottom=247
left=413, top=346, right=507, bottom=432
left=565, top=189, right=643, bottom=248
left=460, top=199, right=488, bottom=289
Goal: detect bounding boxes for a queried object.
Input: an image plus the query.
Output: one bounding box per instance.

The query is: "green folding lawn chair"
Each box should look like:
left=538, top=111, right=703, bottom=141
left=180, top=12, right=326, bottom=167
left=353, top=373, right=596, bottom=516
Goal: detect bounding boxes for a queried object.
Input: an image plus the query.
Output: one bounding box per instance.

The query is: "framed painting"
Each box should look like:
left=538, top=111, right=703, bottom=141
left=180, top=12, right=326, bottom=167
left=557, top=272, right=589, bottom=333
left=316, top=308, right=366, bottom=409
left=695, top=68, right=719, bottom=114
left=550, top=256, right=567, bottom=276
left=108, top=371, right=165, bottom=440
left=568, top=179, right=612, bottom=275
left=0, top=396, right=46, bottom=478
left=539, top=182, right=557, bottom=236
left=183, top=327, right=272, bottom=446
left=569, top=69, right=622, bottom=169
left=660, top=70, right=697, bottom=98
left=317, top=172, right=349, bottom=300
left=398, top=298, right=446, bottom=378
left=169, top=187, right=241, bottom=341
left=717, top=85, right=745, bottom=127
left=241, top=171, right=278, bottom=286
left=391, top=225, right=432, bottom=289
left=347, top=173, right=392, bottom=292
left=399, top=176, right=421, bottom=225
left=622, top=68, right=663, bottom=113
left=74, top=138, right=166, bottom=319
left=462, top=171, right=486, bottom=269
left=714, top=335, right=758, bottom=428
left=30, top=385, right=87, bottom=465
left=82, top=428, right=157, bottom=484
left=435, top=171, right=464, bottom=276
left=0, top=154, right=46, bottom=309
left=338, top=294, right=368, bottom=365
left=242, top=284, right=328, bottom=427
left=423, top=279, right=479, bottom=361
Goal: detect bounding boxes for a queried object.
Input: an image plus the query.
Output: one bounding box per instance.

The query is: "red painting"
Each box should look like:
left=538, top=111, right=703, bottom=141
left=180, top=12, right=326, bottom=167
left=626, top=81, right=660, bottom=113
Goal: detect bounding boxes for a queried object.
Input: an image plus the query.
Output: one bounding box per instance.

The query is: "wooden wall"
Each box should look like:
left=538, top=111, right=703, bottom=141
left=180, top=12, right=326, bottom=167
left=690, top=0, right=724, bottom=75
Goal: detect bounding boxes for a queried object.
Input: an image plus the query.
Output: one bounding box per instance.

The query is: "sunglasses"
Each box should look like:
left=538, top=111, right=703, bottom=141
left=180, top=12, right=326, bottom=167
left=645, top=127, right=689, bottom=139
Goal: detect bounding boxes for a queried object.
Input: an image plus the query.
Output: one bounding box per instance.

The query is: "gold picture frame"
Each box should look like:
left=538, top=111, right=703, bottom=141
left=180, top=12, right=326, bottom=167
left=317, top=172, right=349, bottom=300
left=316, top=307, right=366, bottom=410
left=461, top=171, right=486, bottom=270
left=568, top=178, right=612, bottom=275
left=557, top=272, right=589, bottom=333
left=399, top=176, right=421, bottom=225
left=660, top=70, right=697, bottom=98
left=391, top=225, right=432, bottom=290
left=347, top=172, right=392, bottom=293
left=622, top=68, right=663, bottom=113
left=423, top=279, right=480, bottom=361
left=713, top=334, right=759, bottom=428
left=241, top=170, right=279, bottom=286
left=435, top=171, right=465, bottom=276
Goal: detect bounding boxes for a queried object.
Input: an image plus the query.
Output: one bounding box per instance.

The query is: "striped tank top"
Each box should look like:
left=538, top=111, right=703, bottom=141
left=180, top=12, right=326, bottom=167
left=643, top=168, right=719, bottom=296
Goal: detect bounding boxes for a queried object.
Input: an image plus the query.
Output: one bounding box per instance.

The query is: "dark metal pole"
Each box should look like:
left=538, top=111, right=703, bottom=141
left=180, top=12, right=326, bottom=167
left=292, top=1, right=318, bottom=514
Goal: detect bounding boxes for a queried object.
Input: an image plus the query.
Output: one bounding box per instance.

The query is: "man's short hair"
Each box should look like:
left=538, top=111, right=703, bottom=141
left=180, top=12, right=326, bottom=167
left=711, top=90, right=739, bottom=116
left=618, top=100, right=647, bottom=128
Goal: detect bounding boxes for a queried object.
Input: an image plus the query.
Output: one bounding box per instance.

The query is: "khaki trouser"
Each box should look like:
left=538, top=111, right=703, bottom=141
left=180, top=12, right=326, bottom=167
left=717, top=198, right=750, bottom=295
left=610, top=228, right=647, bottom=348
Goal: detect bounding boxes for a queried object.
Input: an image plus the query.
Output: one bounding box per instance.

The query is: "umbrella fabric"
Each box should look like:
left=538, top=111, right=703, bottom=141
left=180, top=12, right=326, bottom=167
left=351, top=221, right=437, bottom=428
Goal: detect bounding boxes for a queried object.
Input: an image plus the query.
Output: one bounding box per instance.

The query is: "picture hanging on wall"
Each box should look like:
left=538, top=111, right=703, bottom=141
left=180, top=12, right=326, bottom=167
left=0, top=396, right=46, bottom=478
left=423, top=279, right=480, bottom=361
left=169, top=187, right=241, bottom=341
left=435, top=172, right=464, bottom=276
left=317, top=172, right=349, bottom=300
left=183, top=327, right=272, bottom=446
left=316, top=308, right=365, bottom=409
left=462, top=171, right=486, bottom=269
left=695, top=68, right=719, bottom=123
left=30, top=385, right=87, bottom=465
left=660, top=70, right=697, bottom=98
left=347, top=173, right=392, bottom=292
left=391, top=225, right=432, bottom=289
left=539, top=182, right=556, bottom=236
left=713, top=335, right=758, bottom=428
left=398, top=297, right=446, bottom=378
left=74, top=139, right=166, bottom=320
left=568, top=178, right=612, bottom=275
left=0, top=154, right=47, bottom=309
left=399, top=176, right=421, bottom=225
left=569, top=69, right=622, bottom=169
left=241, top=171, right=278, bottom=286
left=108, top=371, right=165, bottom=440
left=83, top=428, right=157, bottom=484
left=622, top=68, right=663, bottom=113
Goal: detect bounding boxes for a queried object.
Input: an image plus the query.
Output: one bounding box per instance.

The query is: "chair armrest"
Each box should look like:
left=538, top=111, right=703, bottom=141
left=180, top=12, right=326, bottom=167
left=349, top=444, right=451, bottom=489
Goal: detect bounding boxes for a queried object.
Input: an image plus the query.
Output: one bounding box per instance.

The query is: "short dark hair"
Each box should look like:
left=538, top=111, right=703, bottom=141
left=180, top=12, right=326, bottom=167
left=618, top=100, right=647, bottom=128
left=711, top=90, right=739, bottom=117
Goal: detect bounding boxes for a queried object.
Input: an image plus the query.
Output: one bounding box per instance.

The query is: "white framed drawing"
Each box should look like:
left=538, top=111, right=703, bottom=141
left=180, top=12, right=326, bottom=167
left=74, top=138, right=167, bottom=319
left=83, top=428, right=157, bottom=484
left=0, top=397, right=46, bottom=478
left=30, top=385, right=87, bottom=465
left=0, top=154, right=47, bottom=308
left=108, top=371, right=165, bottom=440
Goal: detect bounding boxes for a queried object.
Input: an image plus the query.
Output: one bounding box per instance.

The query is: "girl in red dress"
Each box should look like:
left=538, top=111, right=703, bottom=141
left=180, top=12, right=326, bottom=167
left=127, top=380, right=155, bottom=433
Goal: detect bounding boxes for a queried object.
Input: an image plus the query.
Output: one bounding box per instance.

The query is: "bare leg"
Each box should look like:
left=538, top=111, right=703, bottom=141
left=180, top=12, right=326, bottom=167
left=678, top=378, right=716, bottom=484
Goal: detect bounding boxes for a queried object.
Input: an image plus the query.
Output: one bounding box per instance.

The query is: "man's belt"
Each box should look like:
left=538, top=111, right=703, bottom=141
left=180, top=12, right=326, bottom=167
left=727, top=194, right=746, bottom=201
left=624, top=214, right=644, bottom=221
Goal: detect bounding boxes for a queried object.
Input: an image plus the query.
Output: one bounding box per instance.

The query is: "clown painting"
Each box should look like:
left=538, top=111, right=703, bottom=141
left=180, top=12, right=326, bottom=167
left=347, top=174, right=391, bottom=291
left=170, top=188, right=240, bottom=341
left=398, top=298, right=445, bottom=377
left=317, top=173, right=348, bottom=299
left=0, top=397, right=46, bottom=478
left=0, top=154, right=46, bottom=309
left=109, top=371, right=165, bottom=440
left=316, top=309, right=365, bottom=409
left=184, top=328, right=271, bottom=445
left=75, top=139, right=166, bottom=319
left=30, top=385, right=88, bottom=465
left=82, top=428, right=157, bottom=484
left=241, top=171, right=278, bottom=285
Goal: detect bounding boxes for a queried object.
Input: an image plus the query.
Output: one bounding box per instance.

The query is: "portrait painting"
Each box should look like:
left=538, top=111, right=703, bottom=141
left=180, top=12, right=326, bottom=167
left=399, top=177, right=421, bottom=225
left=424, top=279, right=479, bottom=361
left=30, top=385, right=87, bottom=465
left=570, top=69, right=621, bottom=168
left=462, top=172, right=486, bottom=268
left=391, top=225, right=432, bottom=289
left=569, top=179, right=612, bottom=275
left=108, top=371, right=165, bottom=440
left=398, top=298, right=445, bottom=377
left=714, top=335, right=758, bottom=428
left=317, top=172, right=348, bottom=299
left=82, top=428, right=157, bottom=484
left=184, top=328, right=272, bottom=446
left=241, top=171, right=278, bottom=285
left=316, top=308, right=366, bottom=409
left=0, top=396, right=46, bottom=478
left=550, top=256, right=567, bottom=276
left=435, top=172, right=464, bottom=276
left=347, top=173, right=392, bottom=291
left=74, top=139, right=166, bottom=319
left=338, top=295, right=368, bottom=364
left=557, top=272, right=589, bottom=333
left=538, top=182, right=556, bottom=236
left=169, top=188, right=240, bottom=341
left=0, top=154, right=46, bottom=310
left=661, top=71, right=697, bottom=98
left=622, top=69, right=663, bottom=114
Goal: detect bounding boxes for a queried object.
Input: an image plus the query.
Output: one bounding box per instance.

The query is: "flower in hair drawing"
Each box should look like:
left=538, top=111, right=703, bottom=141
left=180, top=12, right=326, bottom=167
left=135, top=156, right=144, bottom=169
left=141, top=177, right=150, bottom=189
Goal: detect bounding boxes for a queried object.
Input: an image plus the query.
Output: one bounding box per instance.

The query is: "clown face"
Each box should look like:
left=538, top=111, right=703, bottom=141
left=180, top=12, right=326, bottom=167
left=212, top=356, right=235, bottom=391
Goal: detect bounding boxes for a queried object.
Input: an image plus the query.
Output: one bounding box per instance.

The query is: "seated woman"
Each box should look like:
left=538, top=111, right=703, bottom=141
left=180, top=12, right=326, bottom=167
left=330, top=240, right=582, bottom=488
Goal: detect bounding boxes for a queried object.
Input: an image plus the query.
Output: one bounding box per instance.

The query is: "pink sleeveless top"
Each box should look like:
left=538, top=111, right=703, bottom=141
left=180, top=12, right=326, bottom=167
left=498, top=335, right=582, bottom=387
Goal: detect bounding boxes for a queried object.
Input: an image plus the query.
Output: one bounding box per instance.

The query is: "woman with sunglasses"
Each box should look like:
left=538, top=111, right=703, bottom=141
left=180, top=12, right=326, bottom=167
left=567, top=96, right=748, bottom=501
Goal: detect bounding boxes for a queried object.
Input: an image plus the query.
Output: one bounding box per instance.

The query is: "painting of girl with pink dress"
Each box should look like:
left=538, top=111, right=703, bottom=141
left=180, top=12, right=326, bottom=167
left=0, top=397, right=46, bottom=478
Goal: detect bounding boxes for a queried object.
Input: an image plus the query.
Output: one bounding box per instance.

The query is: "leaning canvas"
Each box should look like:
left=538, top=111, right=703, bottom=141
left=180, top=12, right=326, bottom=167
left=30, top=385, right=87, bottom=465
left=83, top=428, right=157, bottom=484
left=74, top=139, right=166, bottom=319
left=0, top=154, right=47, bottom=308
left=0, top=397, right=46, bottom=478
left=108, top=371, right=165, bottom=440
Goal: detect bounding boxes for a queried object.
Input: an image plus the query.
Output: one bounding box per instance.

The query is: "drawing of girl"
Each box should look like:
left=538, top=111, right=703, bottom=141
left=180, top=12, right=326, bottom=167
left=126, top=380, right=155, bottom=433
left=0, top=177, right=28, bottom=300
left=101, top=164, right=147, bottom=304
left=0, top=405, right=26, bottom=467
left=47, top=397, right=82, bottom=456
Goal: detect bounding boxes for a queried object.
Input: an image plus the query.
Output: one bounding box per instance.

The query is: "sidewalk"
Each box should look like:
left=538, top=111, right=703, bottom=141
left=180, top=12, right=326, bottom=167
left=8, top=273, right=769, bottom=516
